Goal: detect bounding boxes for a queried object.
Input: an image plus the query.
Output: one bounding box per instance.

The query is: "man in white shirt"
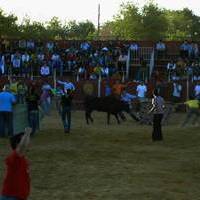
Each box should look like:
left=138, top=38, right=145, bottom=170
left=129, top=43, right=139, bottom=51
left=172, top=82, right=182, bottom=103
left=166, top=60, right=176, bottom=81
left=22, top=52, right=30, bottom=63
left=0, top=53, right=5, bottom=75
left=136, top=82, right=147, bottom=102
left=80, top=42, right=90, bottom=51
left=118, top=53, right=128, bottom=72
left=21, top=52, right=30, bottom=75
left=156, top=40, right=166, bottom=59
left=11, top=52, right=21, bottom=75
left=40, top=63, right=50, bottom=77
left=46, top=41, right=54, bottom=52
left=27, top=40, right=35, bottom=49
left=37, top=52, right=45, bottom=64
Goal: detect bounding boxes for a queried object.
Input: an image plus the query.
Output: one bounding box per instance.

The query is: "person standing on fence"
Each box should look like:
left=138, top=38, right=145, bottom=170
left=149, top=89, right=165, bottom=141
left=60, top=89, right=74, bottom=134
left=0, top=85, right=16, bottom=138
left=0, top=127, right=32, bottom=200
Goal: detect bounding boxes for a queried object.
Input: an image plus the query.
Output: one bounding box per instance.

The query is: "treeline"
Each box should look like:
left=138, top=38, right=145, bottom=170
left=1, top=2, right=200, bottom=41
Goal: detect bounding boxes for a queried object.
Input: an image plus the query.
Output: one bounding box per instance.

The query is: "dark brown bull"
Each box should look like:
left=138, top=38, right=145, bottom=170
left=84, top=95, right=139, bottom=124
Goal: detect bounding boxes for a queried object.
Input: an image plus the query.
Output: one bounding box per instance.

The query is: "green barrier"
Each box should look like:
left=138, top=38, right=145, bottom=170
left=13, top=104, right=44, bottom=135
left=13, top=104, right=29, bottom=135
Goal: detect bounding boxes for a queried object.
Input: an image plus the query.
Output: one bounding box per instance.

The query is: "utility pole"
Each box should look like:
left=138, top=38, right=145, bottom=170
left=97, top=3, right=100, bottom=39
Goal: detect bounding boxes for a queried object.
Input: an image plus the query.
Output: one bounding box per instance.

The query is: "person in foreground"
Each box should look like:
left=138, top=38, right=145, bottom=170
left=149, top=89, right=165, bottom=141
left=0, top=127, right=32, bottom=200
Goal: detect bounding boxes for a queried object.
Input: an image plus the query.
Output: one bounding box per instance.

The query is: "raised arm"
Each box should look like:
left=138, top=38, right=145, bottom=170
left=16, top=127, right=32, bottom=154
left=57, top=80, right=66, bottom=85
left=149, top=98, right=155, bottom=113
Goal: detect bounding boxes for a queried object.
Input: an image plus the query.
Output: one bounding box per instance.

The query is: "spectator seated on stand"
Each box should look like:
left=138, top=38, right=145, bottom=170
left=155, top=40, right=166, bottom=59
left=180, top=40, right=191, bottom=59
left=166, top=60, right=176, bottom=81
left=40, top=62, right=50, bottom=77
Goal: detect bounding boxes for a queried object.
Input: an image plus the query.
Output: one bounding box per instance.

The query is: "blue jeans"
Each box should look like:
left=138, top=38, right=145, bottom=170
left=41, top=100, right=51, bottom=115
left=0, top=112, right=13, bottom=137
left=0, top=196, right=19, bottom=200
left=28, top=110, right=39, bottom=135
left=17, top=94, right=25, bottom=104
left=61, top=106, right=71, bottom=131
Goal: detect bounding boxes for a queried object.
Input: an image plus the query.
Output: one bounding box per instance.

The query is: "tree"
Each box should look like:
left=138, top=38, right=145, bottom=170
left=165, top=8, right=200, bottom=40
left=100, top=3, right=142, bottom=40
left=139, top=2, right=168, bottom=40
left=100, top=2, right=168, bottom=40
left=0, top=9, right=19, bottom=38
left=46, top=17, right=64, bottom=39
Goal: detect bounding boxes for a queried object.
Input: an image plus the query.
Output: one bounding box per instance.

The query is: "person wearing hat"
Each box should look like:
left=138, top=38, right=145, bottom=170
left=0, top=85, right=16, bottom=137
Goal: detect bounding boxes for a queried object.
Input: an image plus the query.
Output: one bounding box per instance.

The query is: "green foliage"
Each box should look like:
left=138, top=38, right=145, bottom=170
left=0, top=3, right=200, bottom=41
left=100, top=2, right=200, bottom=41
left=140, top=2, right=168, bottom=40
left=19, top=16, right=48, bottom=40
left=165, top=8, right=200, bottom=40
left=64, top=20, right=96, bottom=39
left=0, top=9, right=19, bottom=38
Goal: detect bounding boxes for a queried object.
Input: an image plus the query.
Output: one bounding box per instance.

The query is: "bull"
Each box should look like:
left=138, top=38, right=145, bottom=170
left=84, top=95, right=139, bottom=124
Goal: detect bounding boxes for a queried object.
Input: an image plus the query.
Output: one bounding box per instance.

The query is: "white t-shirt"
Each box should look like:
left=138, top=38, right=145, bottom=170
left=22, top=54, right=30, bottom=62
left=156, top=42, right=166, bottom=50
left=130, top=44, right=139, bottom=51
left=52, top=54, right=60, bottom=61
left=173, top=83, right=182, bottom=97
left=40, top=66, right=50, bottom=76
left=136, top=84, right=147, bottom=98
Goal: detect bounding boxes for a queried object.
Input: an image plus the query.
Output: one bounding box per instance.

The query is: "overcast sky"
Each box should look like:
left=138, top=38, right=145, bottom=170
left=0, top=0, right=199, bottom=25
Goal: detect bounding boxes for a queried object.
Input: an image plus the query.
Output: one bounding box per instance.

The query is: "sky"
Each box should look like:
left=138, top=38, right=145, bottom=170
left=0, top=0, right=199, bottom=26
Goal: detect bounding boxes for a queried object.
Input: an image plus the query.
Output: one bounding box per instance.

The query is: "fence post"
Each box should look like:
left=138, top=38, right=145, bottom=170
left=98, top=75, right=101, bottom=97
left=126, top=49, right=130, bottom=80
left=76, top=73, right=79, bottom=82
left=149, top=49, right=155, bottom=79
left=53, top=68, right=57, bottom=89
left=186, top=76, right=189, bottom=100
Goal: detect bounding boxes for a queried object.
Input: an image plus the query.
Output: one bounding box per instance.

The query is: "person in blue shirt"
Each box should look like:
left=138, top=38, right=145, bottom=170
left=105, top=82, right=112, bottom=96
left=57, top=79, right=75, bottom=91
left=0, top=85, right=16, bottom=137
left=120, top=89, right=140, bottom=122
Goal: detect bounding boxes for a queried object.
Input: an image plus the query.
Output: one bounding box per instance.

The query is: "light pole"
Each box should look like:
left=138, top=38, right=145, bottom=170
left=97, top=3, right=101, bottom=39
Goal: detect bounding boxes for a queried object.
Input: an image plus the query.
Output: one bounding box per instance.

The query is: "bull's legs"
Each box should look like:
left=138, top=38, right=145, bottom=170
left=85, top=111, right=90, bottom=124
left=119, top=112, right=127, bottom=121
left=107, top=112, right=110, bottom=125
left=115, top=114, right=120, bottom=124
left=128, top=111, right=140, bottom=122
left=85, top=110, right=94, bottom=124
left=89, top=114, right=94, bottom=123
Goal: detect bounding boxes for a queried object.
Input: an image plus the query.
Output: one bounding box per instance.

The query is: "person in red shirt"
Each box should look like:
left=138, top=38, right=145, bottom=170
left=0, top=127, right=32, bottom=200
